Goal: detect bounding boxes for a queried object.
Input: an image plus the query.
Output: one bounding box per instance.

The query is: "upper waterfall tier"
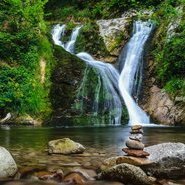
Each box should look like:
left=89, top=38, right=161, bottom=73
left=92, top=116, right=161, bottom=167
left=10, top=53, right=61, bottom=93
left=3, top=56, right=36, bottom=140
left=119, top=21, right=154, bottom=125
left=51, top=24, right=122, bottom=125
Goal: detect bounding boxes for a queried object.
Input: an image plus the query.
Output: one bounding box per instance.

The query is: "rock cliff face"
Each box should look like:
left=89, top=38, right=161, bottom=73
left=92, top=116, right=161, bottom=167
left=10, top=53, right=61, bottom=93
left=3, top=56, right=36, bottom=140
left=142, top=85, right=185, bottom=125
left=97, top=17, right=131, bottom=56
left=140, top=58, right=185, bottom=126
left=50, top=46, right=104, bottom=125
left=50, top=46, right=87, bottom=122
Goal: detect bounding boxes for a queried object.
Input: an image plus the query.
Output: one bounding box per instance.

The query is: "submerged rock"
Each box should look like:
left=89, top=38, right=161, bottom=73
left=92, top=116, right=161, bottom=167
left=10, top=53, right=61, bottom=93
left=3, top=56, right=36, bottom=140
left=38, top=170, right=64, bottom=183
left=0, top=146, right=17, bottom=178
left=99, top=163, right=155, bottom=185
left=63, top=169, right=94, bottom=185
left=48, top=138, right=85, bottom=155
left=143, top=142, right=185, bottom=179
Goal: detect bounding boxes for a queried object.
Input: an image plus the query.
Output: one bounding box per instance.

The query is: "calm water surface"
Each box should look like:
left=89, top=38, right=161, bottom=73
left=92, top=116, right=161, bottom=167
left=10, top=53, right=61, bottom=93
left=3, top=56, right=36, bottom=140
left=0, top=125, right=185, bottom=170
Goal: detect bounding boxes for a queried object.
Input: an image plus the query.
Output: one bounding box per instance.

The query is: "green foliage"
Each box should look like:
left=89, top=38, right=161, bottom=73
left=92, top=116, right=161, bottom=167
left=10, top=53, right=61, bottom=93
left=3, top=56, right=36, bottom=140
left=45, top=0, right=164, bottom=21
left=152, top=0, right=185, bottom=96
left=75, top=22, right=109, bottom=57
left=0, top=65, right=50, bottom=115
left=0, top=0, right=53, bottom=118
left=164, top=78, right=185, bottom=96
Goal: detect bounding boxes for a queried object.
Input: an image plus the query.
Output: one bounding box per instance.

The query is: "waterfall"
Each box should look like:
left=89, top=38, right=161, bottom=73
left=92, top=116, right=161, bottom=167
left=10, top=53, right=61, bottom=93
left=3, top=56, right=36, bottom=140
left=65, top=26, right=82, bottom=53
left=118, top=21, right=153, bottom=125
left=77, top=52, right=122, bottom=125
left=52, top=24, right=122, bottom=125
left=52, top=24, right=66, bottom=47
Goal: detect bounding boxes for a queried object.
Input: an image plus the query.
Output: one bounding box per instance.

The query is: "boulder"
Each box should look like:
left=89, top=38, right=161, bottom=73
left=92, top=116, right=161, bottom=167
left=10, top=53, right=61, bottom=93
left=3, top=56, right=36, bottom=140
left=97, top=16, right=132, bottom=55
left=0, top=146, right=17, bottom=178
left=125, top=139, right=145, bottom=150
left=99, top=163, right=155, bottom=185
left=48, top=138, right=85, bottom=154
left=142, top=142, right=185, bottom=179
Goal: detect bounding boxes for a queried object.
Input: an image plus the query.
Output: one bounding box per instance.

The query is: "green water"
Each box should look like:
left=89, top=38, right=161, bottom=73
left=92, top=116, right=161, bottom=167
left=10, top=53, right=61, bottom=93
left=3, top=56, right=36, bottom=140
left=0, top=125, right=185, bottom=170
left=0, top=126, right=185, bottom=152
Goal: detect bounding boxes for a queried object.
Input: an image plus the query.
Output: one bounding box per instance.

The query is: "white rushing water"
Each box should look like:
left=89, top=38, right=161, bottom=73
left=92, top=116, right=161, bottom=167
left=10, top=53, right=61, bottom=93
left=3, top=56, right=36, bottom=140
left=65, top=26, right=82, bottom=53
left=52, top=24, right=82, bottom=53
left=119, top=21, right=153, bottom=125
left=52, top=24, right=122, bottom=125
left=52, top=21, right=153, bottom=126
left=52, top=24, right=66, bottom=47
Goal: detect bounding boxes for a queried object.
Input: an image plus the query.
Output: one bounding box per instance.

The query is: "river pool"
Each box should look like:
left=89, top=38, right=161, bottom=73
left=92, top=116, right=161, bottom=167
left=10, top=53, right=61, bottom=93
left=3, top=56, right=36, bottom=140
left=0, top=125, right=185, bottom=171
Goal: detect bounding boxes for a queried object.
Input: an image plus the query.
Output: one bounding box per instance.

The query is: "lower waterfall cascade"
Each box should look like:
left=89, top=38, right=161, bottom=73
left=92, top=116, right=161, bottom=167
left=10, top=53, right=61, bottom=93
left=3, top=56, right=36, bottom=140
left=119, top=21, right=154, bottom=125
left=51, top=21, right=153, bottom=125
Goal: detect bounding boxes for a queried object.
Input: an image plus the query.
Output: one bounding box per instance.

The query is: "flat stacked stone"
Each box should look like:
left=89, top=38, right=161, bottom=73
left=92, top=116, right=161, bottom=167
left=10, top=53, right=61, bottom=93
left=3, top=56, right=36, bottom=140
left=122, top=125, right=150, bottom=158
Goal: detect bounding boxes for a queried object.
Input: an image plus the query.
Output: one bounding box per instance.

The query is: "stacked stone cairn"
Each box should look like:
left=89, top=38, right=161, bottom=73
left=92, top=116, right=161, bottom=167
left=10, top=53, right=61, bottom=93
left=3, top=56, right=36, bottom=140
left=122, top=125, right=150, bottom=157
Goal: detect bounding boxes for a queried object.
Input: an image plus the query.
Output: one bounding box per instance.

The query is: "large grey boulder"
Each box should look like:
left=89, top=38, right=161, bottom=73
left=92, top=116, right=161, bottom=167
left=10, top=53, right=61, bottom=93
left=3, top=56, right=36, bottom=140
left=99, top=163, right=155, bottom=185
left=97, top=17, right=131, bottom=56
left=0, top=146, right=17, bottom=178
left=48, top=138, right=85, bottom=155
left=143, top=142, right=185, bottom=178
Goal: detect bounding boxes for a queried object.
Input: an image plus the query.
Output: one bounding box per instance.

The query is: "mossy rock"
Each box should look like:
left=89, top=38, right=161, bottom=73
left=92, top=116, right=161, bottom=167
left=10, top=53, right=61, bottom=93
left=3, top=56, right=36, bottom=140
left=48, top=138, right=85, bottom=154
left=51, top=45, right=87, bottom=116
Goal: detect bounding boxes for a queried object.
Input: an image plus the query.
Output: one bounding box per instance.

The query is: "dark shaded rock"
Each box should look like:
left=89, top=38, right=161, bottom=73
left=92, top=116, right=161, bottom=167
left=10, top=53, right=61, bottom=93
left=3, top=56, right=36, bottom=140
left=85, top=181, right=124, bottom=185
left=1, top=180, right=67, bottom=185
left=130, top=129, right=144, bottom=134
left=48, top=138, right=85, bottom=154
left=19, top=166, right=47, bottom=179
left=50, top=46, right=88, bottom=122
left=123, top=148, right=150, bottom=157
left=125, top=139, right=145, bottom=150
left=142, top=142, right=185, bottom=179
left=99, top=163, right=155, bottom=185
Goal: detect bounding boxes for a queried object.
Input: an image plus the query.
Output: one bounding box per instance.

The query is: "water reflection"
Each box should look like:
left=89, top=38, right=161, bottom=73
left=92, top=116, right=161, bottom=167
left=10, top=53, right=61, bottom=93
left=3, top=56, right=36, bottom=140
left=0, top=125, right=184, bottom=171
left=0, top=126, right=184, bottom=152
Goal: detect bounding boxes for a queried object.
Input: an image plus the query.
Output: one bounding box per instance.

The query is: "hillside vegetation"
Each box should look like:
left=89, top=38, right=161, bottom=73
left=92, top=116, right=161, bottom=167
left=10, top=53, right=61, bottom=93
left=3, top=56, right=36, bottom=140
left=0, top=0, right=53, bottom=119
left=0, top=0, right=185, bottom=122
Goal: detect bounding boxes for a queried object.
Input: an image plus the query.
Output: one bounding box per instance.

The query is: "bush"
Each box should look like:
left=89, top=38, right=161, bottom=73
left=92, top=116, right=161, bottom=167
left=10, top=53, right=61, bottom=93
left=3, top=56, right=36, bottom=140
left=152, top=0, right=185, bottom=96
left=0, top=0, right=53, bottom=118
